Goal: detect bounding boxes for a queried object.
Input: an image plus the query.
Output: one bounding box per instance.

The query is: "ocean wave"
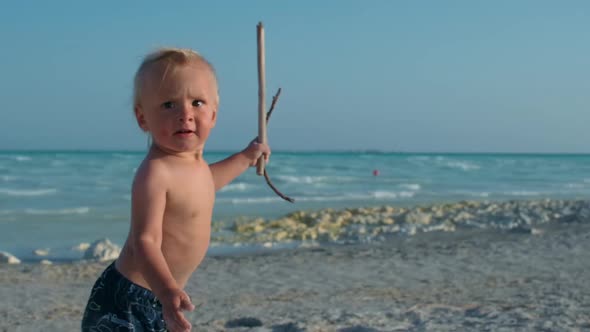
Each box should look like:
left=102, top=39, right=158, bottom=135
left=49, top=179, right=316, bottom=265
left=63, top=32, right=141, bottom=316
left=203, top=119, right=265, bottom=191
left=451, top=190, right=490, bottom=198
left=0, top=175, right=18, bottom=181
left=496, top=159, right=517, bottom=166
left=276, top=175, right=329, bottom=184
left=371, top=191, right=416, bottom=199
left=408, top=156, right=431, bottom=162
left=14, top=156, right=32, bottom=162
left=399, top=183, right=421, bottom=191
left=112, top=153, right=136, bottom=159
left=24, top=207, right=90, bottom=215
left=223, top=191, right=416, bottom=204
left=409, top=156, right=481, bottom=171
left=507, top=191, right=541, bottom=196
left=228, top=197, right=282, bottom=204
left=277, top=167, right=297, bottom=173
left=565, top=183, right=585, bottom=189
left=443, top=161, right=481, bottom=171
left=220, top=182, right=250, bottom=192
left=276, top=175, right=359, bottom=185
left=370, top=191, right=399, bottom=199
left=0, top=188, right=57, bottom=196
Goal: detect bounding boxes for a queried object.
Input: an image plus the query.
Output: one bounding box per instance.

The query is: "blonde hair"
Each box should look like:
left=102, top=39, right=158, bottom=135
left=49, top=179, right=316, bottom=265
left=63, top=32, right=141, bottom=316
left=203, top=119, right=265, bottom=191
left=133, top=47, right=218, bottom=108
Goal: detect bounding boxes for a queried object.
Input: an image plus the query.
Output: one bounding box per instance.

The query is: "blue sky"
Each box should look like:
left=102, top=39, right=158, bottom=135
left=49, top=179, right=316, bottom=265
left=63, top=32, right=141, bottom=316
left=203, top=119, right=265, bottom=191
left=0, top=1, right=588, bottom=153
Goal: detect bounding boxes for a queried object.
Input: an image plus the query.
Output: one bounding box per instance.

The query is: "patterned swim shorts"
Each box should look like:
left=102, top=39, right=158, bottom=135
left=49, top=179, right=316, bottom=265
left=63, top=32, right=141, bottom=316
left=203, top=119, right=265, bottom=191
left=81, top=262, right=166, bottom=332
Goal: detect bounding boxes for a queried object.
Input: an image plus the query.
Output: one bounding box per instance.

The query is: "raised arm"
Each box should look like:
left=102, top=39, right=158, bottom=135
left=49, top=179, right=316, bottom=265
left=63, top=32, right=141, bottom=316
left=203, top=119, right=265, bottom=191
left=209, top=140, right=270, bottom=191
left=130, top=163, right=194, bottom=331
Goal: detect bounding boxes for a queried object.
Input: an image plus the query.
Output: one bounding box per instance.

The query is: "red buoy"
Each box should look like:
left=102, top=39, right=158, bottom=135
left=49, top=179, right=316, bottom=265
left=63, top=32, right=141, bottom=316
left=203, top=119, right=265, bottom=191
left=373, top=169, right=380, bottom=176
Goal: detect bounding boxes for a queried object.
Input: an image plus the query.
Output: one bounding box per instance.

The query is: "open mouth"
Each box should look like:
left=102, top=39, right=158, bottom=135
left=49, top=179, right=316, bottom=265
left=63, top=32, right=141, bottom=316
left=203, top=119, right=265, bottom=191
left=174, top=129, right=195, bottom=135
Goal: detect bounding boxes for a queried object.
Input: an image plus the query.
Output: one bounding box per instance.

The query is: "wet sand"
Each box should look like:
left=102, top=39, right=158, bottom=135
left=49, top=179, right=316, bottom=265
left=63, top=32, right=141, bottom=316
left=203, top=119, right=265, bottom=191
left=1, top=221, right=590, bottom=331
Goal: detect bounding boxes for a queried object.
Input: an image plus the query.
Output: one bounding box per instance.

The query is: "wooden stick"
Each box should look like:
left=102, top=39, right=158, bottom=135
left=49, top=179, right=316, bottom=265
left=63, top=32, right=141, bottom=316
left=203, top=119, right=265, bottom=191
left=265, top=169, right=294, bottom=203
left=254, top=24, right=294, bottom=203
left=256, top=22, right=267, bottom=176
left=266, top=88, right=281, bottom=123
left=263, top=88, right=294, bottom=203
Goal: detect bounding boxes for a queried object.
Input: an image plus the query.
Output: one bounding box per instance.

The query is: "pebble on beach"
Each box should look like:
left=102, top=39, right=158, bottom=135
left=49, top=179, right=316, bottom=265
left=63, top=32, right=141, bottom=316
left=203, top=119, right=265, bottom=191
left=72, top=243, right=91, bottom=251
left=83, top=238, right=121, bottom=262
left=33, top=249, right=50, bottom=256
left=1, top=199, right=590, bottom=331
left=0, top=252, right=21, bottom=264
left=221, top=199, right=590, bottom=247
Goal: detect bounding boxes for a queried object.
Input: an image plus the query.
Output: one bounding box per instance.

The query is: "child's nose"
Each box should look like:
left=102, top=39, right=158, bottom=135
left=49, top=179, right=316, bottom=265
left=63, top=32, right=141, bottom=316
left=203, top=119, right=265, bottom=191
left=178, top=104, right=194, bottom=122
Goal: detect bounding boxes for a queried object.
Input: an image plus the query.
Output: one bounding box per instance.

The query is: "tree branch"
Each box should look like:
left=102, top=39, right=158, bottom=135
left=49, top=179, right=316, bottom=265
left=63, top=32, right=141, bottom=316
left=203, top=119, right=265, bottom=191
left=263, top=88, right=294, bottom=203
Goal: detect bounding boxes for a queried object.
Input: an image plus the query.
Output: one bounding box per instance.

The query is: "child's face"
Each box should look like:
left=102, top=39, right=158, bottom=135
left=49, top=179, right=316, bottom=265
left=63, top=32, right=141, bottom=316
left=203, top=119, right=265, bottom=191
left=135, top=63, right=218, bottom=155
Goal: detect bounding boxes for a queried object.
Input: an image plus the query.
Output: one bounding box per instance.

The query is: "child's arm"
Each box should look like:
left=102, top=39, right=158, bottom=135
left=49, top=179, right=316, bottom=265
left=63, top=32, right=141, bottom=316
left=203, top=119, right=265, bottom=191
left=130, top=164, right=194, bottom=332
left=209, top=139, right=270, bottom=191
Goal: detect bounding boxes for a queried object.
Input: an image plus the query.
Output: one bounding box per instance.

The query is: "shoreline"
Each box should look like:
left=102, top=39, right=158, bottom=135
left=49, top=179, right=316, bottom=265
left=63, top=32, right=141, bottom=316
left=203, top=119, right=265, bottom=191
left=3, top=198, right=590, bottom=264
left=1, top=220, right=590, bottom=331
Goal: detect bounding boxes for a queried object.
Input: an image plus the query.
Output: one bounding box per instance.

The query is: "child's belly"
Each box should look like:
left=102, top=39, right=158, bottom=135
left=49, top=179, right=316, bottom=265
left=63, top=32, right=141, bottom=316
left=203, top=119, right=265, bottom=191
left=161, top=221, right=211, bottom=287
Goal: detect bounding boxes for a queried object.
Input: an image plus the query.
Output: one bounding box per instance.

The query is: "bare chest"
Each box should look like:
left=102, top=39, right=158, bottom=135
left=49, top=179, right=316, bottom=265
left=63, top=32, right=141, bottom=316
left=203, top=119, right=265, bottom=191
left=164, top=167, right=216, bottom=222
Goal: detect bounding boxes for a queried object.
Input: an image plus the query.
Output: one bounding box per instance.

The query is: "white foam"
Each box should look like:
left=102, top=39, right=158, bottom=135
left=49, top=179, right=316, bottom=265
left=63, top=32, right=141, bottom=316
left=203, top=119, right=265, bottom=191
left=277, top=175, right=328, bottom=184
left=399, top=183, right=421, bottom=190
left=0, top=188, right=57, bottom=196
left=229, top=197, right=282, bottom=204
left=369, top=190, right=416, bottom=199
left=14, top=156, right=31, bottom=162
left=220, top=182, right=250, bottom=192
left=507, top=191, right=541, bottom=196
left=371, top=191, right=399, bottom=199
left=223, top=190, right=415, bottom=204
left=565, top=183, right=585, bottom=189
left=473, top=192, right=490, bottom=197
left=453, top=190, right=490, bottom=197
left=444, top=161, right=480, bottom=171
left=24, top=207, right=90, bottom=215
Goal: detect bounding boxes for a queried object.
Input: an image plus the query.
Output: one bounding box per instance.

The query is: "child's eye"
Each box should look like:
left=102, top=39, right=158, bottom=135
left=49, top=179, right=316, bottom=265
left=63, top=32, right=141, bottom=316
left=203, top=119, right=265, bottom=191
left=192, top=100, right=204, bottom=107
left=162, top=101, right=175, bottom=109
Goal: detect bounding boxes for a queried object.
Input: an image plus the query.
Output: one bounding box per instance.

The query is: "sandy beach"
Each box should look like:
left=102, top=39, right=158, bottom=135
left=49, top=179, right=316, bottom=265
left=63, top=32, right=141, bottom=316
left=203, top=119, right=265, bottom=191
left=2, top=1, right=590, bottom=330
left=1, top=216, right=589, bottom=331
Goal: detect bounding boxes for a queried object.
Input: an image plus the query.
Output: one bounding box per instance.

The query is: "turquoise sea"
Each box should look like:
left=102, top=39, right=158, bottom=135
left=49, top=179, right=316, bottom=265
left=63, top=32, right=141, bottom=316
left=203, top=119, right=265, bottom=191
left=1, top=151, right=590, bottom=260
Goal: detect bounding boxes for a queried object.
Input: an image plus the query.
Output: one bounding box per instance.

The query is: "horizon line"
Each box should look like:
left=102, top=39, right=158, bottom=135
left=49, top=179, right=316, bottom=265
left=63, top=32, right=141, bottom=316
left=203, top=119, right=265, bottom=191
left=1, top=149, right=590, bottom=155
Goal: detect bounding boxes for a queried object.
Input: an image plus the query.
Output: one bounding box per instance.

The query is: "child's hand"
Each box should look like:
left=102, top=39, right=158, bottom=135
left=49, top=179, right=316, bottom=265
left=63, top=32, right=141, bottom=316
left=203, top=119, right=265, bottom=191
left=242, top=137, right=271, bottom=167
left=160, top=288, right=195, bottom=332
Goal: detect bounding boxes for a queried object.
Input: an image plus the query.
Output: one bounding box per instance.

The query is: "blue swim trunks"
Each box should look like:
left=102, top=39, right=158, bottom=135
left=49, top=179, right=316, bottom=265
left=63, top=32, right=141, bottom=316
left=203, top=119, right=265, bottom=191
left=81, top=262, right=166, bottom=332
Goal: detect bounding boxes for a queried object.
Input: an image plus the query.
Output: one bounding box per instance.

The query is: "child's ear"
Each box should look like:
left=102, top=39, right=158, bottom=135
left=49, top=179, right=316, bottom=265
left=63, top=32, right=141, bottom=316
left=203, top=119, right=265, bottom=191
left=210, top=109, right=217, bottom=128
left=134, top=106, right=149, bottom=132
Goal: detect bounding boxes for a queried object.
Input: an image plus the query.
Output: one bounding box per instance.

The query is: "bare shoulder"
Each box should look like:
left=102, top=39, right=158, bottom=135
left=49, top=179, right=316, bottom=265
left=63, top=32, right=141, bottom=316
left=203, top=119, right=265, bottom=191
left=132, top=156, right=172, bottom=192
